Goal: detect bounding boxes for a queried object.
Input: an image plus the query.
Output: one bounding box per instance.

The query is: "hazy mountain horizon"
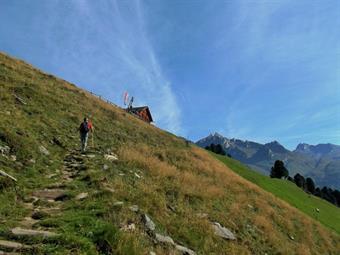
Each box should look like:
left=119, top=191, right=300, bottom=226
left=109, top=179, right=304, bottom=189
left=196, top=132, right=340, bottom=189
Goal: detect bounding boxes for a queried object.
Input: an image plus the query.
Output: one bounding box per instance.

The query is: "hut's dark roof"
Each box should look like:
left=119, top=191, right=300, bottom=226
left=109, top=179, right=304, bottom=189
left=130, top=106, right=153, bottom=122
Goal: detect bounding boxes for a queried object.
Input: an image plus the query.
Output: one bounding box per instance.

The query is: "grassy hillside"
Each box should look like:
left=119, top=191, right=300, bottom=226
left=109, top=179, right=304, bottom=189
left=0, top=51, right=339, bottom=255
left=212, top=154, right=340, bottom=234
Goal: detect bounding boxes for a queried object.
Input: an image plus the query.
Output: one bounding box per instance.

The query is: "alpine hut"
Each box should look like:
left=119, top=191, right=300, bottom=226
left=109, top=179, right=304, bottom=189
left=129, top=106, right=153, bottom=123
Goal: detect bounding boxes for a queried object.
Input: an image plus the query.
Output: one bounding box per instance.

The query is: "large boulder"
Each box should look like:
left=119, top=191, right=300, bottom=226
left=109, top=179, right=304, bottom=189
left=155, top=233, right=174, bottom=245
left=141, top=214, right=156, bottom=232
left=75, top=192, right=88, bottom=200
left=212, top=222, right=236, bottom=240
left=175, top=244, right=196, bottom=255
left=0, top=145, right=10, bottom=156
left=0, top=239, right=27, bottom=250
left=11, top=227, right=58, bottom=238
left=39, top=145, right=50, bottom=156
left=104, top=153, right=118, bottom=161
left=32, top=189, right=68, bottom=201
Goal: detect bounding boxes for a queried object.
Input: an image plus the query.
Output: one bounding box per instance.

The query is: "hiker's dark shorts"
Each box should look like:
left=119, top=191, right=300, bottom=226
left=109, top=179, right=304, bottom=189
left=80, top=132, right=88, bottom=145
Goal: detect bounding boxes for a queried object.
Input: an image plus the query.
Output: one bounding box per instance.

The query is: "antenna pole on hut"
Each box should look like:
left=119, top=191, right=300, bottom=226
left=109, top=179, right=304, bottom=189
left=127, top=96, right=134, bottom=111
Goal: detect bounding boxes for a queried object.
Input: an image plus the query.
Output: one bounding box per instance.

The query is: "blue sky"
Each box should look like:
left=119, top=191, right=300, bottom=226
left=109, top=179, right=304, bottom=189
left=0, top=0, right=339, bottom=149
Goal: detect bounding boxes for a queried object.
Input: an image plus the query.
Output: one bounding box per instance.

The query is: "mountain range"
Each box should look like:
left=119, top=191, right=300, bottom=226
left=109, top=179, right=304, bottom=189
left=196, top=133, right=340, bottom=189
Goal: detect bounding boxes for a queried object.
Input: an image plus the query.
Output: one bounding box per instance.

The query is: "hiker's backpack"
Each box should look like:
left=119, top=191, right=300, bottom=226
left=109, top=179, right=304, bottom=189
left=80, top=122, right=90, bottom=133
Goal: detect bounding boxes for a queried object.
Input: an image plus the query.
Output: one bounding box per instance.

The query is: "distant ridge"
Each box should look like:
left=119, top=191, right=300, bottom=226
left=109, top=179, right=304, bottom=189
left=294, top=143, right=340, bottom=158
left=196, top=133, right=340, bottom=189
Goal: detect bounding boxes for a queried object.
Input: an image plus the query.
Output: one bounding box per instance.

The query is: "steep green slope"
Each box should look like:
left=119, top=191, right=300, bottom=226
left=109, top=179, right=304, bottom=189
left=0, top=52, right=339, bottom=255
left=212, top=153, right=340, bottom=234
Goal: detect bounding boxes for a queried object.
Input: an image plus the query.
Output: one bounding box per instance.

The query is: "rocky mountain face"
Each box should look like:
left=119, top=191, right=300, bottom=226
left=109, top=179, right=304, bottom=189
left=294, top=143, right=340, bottom=159
left=196, top=133, right=340, bottom=189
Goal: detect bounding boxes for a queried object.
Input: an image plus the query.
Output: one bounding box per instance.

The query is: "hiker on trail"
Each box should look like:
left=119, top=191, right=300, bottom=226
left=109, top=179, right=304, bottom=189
left=79, top=117, right=93, bottom=153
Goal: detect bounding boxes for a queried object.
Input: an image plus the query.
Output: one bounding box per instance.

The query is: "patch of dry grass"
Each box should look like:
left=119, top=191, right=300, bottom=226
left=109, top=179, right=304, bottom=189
left=114, top=142, right=340, bottom=254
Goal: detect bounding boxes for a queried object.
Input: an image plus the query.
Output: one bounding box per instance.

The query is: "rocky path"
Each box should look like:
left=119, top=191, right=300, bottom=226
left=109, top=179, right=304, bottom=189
left=1, top=148, right=233, bottom=254
left=0, top=149, right=91, bottom=254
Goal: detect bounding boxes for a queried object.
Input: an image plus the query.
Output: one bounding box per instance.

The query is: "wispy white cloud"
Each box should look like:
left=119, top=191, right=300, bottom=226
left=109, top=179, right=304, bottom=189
left=1, top=0, right=338, bottom=146
left=41, top=0, right=183, bottom=134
